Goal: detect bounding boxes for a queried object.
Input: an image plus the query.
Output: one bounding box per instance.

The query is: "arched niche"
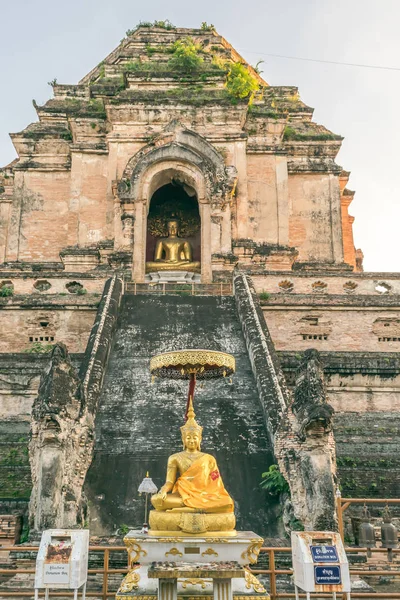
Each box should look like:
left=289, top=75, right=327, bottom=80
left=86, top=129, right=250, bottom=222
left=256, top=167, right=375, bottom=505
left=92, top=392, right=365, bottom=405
left=146, top=182, right=201, bottom=265
left=132, top=160, right=211, bottom=282
left=116, top=127, right=237, bottom=282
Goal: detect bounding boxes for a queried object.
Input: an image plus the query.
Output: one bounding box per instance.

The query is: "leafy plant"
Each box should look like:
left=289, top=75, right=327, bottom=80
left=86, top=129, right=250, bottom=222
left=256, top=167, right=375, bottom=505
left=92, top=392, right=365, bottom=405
left=61, top=131, right=73, bottom=141
left=145, top=43, right=174, bottom=56
left=117, top=524, right=132, bottom=536
left=24, top=342, right=54, bottom=354
left=153, top=20, right=176, bottom=29
left=19, top=522, right=30, bottom=544
left=201, top=22, right=215, bottom=31
left=47, top=78, right=58, bottom=87
left=283, top=125, right=341, bottom=142
left=259, top=291, right=270, bottom=301
left=260, top=464, right=290, bottom=497
left=253, top=60, right=264, bottom=75
left=225, top=63, right=259, bottom=101
left=168, top=38, right=204, bottom=73
left=0, top=285, right=13, bottom=297
left=132, top=20, right=176, bottom=32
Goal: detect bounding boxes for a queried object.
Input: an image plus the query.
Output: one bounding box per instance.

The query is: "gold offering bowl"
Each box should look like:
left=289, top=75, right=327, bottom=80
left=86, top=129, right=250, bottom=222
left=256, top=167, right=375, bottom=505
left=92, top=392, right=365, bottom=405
left=150, top=349, right=235, bottom=380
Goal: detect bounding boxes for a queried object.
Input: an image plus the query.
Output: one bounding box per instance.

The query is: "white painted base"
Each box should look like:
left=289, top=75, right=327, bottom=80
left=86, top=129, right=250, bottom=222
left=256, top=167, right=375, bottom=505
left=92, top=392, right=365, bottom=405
left=145, top=271, right=201, bottom=283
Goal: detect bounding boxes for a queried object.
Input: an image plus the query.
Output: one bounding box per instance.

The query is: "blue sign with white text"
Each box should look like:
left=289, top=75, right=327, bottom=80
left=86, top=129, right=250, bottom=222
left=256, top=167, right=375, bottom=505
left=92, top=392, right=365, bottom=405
left=310, top=545, right=339, bottom=563
left=314, top=566, right=341, bottom=585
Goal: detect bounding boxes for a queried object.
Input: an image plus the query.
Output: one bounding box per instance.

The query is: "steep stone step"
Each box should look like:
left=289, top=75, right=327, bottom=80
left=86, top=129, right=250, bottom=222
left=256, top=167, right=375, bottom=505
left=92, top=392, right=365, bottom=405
left=85, top=294, right=277, bottom=536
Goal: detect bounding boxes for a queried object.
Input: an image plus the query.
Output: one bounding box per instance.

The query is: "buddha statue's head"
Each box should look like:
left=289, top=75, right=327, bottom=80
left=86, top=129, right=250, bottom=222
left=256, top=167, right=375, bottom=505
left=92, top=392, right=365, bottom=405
left=167, top=219, right=179, bottom=238
left=180, top=397, right=203, bottom=452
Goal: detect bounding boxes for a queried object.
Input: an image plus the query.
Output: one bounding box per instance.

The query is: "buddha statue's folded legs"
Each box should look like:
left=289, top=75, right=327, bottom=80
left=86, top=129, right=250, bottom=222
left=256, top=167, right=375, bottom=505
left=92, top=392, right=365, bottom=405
left=151, top=491, right=232, bottom=513
left=151, top=491, right=187, bottom=511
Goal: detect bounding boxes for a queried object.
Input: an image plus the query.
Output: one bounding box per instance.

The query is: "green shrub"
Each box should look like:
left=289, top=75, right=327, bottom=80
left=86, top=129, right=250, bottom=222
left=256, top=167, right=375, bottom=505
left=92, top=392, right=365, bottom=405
left=24, top=342, right=54, bottom=354
left=225, top=63, right=259, bottom=101
left=0, top=285, right=13, bottom=297
left=168, top=38, right=204, bottom=73
left=118, top=524, right=131, bottom=536
left=153, top=20, right=176, bottom=29
left=132, top=20, right=176, bottom=32
left=260, top=464, right=290, bottom=497
left=201, top=22, right=215, bottom=31
left=61, top=131, right=73, bottom=141
left=259, top=291, right=270, bottom=301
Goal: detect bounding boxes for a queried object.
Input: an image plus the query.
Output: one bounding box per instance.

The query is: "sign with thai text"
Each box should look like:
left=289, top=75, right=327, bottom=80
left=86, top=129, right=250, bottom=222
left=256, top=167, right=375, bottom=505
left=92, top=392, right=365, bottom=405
left=314, top=566, right=341, bottom=585
left=43, top=563, right=70, bottom=584
left=310, top=545, right=339, bottom=563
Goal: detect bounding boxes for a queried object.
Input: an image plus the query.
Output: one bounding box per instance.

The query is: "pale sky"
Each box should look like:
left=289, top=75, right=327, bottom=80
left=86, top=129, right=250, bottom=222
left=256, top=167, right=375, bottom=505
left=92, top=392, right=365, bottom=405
left=1, top=0, right=399, bottom=272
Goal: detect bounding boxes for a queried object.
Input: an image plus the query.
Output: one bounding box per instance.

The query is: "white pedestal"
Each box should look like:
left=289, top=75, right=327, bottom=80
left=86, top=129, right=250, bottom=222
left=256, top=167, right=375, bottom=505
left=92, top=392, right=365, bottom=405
left=145, top=271, right=201, bottom=283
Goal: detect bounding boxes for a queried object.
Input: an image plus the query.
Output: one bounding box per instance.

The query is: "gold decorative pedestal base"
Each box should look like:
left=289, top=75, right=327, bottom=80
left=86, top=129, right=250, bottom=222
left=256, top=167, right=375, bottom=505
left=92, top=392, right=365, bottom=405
left=116, top=531, right=269, bottom=600
left=149, top=510, right=236, bottom=535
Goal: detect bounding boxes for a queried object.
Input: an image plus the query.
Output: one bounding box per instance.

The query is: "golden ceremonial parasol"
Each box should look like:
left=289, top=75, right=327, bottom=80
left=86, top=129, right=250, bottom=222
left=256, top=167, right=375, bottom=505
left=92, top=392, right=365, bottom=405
left=150, top=349, right=235, bottom=418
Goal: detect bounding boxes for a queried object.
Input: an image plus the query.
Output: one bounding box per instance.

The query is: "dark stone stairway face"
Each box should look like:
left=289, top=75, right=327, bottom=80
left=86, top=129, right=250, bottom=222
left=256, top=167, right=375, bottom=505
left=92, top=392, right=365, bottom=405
left=84, top=294, right=278, bottom=536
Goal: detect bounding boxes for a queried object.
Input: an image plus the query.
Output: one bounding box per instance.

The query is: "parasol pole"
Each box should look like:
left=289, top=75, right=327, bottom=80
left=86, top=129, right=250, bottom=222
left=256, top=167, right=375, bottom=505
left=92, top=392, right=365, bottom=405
left=185, top=373, right=196, bottom=420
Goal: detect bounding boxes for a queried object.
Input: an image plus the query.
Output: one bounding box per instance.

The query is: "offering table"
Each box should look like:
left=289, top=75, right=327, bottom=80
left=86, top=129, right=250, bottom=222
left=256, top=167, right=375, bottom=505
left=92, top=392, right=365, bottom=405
left=148, top=561, right=244, bottom=600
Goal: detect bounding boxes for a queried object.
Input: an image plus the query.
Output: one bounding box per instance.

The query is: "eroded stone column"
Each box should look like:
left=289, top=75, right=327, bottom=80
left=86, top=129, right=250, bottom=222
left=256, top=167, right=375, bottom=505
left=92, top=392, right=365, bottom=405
left=199, top=198, right=212, bottom=283
left=132, top=198, right=147, bottom=282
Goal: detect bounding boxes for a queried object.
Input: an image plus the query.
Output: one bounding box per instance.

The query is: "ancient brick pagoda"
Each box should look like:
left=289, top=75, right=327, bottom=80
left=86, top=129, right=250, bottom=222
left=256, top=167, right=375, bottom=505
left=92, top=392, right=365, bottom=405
left=0, top=25, right=399, bottom=541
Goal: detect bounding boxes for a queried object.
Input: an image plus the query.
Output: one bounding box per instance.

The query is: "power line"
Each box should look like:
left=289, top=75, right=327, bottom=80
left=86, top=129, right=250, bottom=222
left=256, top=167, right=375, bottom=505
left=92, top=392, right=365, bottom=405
left=238, top=49, right=400, bottom=72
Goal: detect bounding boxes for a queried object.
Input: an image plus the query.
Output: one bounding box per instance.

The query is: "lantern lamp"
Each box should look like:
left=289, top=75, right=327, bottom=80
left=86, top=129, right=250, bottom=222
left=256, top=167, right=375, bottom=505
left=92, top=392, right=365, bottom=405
left=138, top=472, right=158, bottom=532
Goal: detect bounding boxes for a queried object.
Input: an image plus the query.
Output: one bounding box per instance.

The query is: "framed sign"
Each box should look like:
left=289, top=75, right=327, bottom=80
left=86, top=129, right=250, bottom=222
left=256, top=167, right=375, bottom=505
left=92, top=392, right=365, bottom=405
left=314, top=566, right=341, bottom=585
left=310, top=545, right=339, bottom=563
left=43, top=537, right=72, bottom=585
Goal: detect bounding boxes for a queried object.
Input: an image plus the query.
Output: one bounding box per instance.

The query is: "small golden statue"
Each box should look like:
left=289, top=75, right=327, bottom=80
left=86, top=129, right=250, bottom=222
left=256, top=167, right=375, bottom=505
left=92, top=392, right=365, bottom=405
left=152, top=399, right=234, bottom=513
left=146, top=218, right=201, bottom=273
left=150, top=398, right=235, bottom=534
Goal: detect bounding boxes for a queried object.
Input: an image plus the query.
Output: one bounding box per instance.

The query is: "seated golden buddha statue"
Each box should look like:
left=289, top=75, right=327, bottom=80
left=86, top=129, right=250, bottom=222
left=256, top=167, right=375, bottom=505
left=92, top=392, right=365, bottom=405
left=146, top=218, right=201, bottom=273
left=149, top=399, right=235, bottom=534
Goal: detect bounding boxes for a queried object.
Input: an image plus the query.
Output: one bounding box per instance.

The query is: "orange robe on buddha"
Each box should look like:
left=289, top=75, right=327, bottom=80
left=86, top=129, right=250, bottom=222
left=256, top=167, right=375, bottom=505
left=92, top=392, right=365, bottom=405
left=173, top=453, right=234, bottom=512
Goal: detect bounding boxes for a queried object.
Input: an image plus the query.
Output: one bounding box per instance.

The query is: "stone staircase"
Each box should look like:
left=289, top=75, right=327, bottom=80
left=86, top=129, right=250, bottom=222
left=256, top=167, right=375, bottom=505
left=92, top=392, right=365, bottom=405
left=84, top=293, right=278, bottom=536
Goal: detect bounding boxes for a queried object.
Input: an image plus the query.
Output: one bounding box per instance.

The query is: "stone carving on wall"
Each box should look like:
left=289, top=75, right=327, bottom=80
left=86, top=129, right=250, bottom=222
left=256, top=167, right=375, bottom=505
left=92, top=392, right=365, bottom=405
left=116, top=125, right=238, bottom=210
left=292, top=349, right=334, bottom=440
left=29, top=343, right=93, bottom=532
left=28, top=277, right=123, bottom=534
left=276, top=349, right=337, bottom=532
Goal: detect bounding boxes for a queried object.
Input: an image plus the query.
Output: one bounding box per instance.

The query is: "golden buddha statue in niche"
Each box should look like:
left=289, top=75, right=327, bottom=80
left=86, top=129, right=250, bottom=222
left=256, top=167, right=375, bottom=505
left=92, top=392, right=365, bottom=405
left=150, top=399, right=235, bottom=533
left=146, top=218, right=201, bottom=273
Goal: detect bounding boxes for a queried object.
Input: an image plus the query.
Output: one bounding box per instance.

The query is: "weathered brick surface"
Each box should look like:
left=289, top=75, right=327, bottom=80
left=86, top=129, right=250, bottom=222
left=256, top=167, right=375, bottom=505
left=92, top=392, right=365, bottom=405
left=0, top=27, right=357, bottom=277
left=0, top=514, right=22, bottom=543
left=279, top=351, right=400, bottom=499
